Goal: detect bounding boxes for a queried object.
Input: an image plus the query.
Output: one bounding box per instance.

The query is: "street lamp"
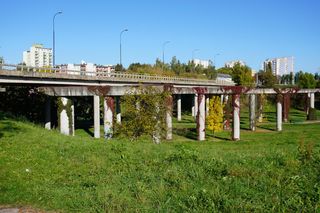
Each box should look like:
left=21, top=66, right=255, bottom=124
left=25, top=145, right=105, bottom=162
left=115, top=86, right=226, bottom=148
left=120, top=29, right=128, bottom=67
left=192, top=49, right=200, bottom=63
left=53, top=11, right=62, bottom=67
left=213, top=53, right=220, bottom=67
left=162, top=41, right=170, bottom=65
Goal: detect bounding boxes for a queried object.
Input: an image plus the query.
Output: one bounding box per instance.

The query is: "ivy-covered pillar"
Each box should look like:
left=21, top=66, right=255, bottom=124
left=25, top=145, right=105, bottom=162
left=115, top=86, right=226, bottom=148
left=177, top=94, right=181, bottom=121
left=249, top=94, right=256, bottom=131
left=282, top=94, right=290, bottom=123
left=45, top=97, right=51, bottom=130
left=58, top=97, right=74, bottom=136
left=115, top=96, right=121, bottom=124
left=166, top=95, right=173, bottom=140
left=310, top=92, right=315, bottom=109
left=93, top=95, right=100, bottom=138
left=257, top=94, right=264, bottom=122
left=197, top=93, right=206, bottom=141
left=232, top=94, right=240, bottom=141
left=104, top=96, right=114, bottom=139
left=276, top=94, right=283, bottom=131
left=206, top=95, right=210, bottom=116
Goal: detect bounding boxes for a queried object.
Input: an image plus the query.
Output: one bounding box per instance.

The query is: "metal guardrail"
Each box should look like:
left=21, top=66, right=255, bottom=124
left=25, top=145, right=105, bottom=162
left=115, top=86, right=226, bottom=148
left=0, top=64, right=235, bottom=86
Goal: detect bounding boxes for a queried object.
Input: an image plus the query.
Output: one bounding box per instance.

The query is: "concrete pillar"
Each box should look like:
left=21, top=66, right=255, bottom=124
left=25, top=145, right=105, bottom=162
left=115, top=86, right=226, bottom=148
left=45, top=97, right=51, bottom=130
left=115, top=96, right=121, bottom=124
left=197, top=94, right=206, bottom=141
left=93, top=95, right=100, bottom=138
left=258, top=94, right=264, bottom=123
left=59, top=97, right=74, bottom=136
left=310, top=93, right=315, bottom=109
left=206, top=96, right=210, bottom=116
left=166, top=95, right=173, bottom=140
left=153, top=104, right=161, bottom=144
left=276, top=94, right=282, bottom=131
left=194, top=94, right=198, bottom=117
left=177, top=94, right=181, bottom=121
left=249, top=94, right=256, bottom=131
left=104, top=96, right=114, bottom=139
left=232, top=94, right=240, bottom=141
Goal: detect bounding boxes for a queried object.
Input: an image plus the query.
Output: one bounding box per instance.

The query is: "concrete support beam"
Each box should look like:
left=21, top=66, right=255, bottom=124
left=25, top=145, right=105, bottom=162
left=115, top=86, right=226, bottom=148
left=93, top=95, right=100, bottom=138
left=197, top=94, right=206, bottom=141
left=206, top=96, right=210, bottom=116
left=45, top=97, right=51, bottom=130
left=59, top=97, right=74, bottom=136
left=153, top=103, right=161, bottom=144
left=177, top=94, right=181, bottom=121
left=276, top=94, right=282, bottom=131
left=310, top=92, right=315, bottom=109
left=194, top=94, right=198, bottom=117
left=104, top=96, right=114, bottom=139
left=232, top=94, right=240, bottom=141
left=115, top=96, right=121, bottom=124
left=249, top=94, right=256, bottom=131
left=166, top=95, right=173, bottom=140
left=192, top=94, right=198, bottom=117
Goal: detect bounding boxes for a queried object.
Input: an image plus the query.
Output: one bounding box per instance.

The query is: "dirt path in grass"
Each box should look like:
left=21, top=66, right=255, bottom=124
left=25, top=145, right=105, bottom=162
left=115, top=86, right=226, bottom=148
left=0, top=206, right=55, bottom=213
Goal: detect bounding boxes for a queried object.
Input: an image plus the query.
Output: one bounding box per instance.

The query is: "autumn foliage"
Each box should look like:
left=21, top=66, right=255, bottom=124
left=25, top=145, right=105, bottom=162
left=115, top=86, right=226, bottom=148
left=206, top=96, right=224, bottom=137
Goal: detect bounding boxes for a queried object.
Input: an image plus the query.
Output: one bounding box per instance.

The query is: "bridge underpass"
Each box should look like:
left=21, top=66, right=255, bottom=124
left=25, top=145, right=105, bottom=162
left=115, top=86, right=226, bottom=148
left=0, top=64, right=319, bottom=141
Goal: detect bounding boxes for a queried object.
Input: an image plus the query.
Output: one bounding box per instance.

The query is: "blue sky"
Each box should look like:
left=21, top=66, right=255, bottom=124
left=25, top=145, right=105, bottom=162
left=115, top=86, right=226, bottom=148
left=1, top=0, right=320, bottom=73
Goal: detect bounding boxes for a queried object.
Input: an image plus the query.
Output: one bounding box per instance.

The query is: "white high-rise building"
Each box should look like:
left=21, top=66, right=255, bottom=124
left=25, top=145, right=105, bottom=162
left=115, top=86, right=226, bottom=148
left=23, top=44, right=52, bottom=67
left=225, top=60, right=246, bottom=68
left=263, top=56, right=294, bottom=76
left=193, top=59, right=211, bottom=68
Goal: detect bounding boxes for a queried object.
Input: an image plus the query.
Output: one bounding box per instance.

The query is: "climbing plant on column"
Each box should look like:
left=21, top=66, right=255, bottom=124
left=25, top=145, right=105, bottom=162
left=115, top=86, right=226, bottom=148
left=206, top=96, right=224, bottom=137
left=120, top=85, right=168, bottom=143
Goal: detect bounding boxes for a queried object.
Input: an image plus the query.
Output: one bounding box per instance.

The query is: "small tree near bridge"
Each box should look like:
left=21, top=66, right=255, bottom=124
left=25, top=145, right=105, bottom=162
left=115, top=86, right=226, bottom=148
left=206, top=96, right=224, bottom=138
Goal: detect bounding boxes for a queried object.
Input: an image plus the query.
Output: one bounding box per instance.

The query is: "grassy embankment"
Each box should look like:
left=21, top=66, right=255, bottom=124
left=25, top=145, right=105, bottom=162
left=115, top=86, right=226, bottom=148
left=0, top=109, right=320, bottom=212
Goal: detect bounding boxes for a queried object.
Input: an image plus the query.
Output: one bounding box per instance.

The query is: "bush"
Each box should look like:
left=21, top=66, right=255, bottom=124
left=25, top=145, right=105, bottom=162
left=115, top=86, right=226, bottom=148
left=307, top=108, right=317, bottom=120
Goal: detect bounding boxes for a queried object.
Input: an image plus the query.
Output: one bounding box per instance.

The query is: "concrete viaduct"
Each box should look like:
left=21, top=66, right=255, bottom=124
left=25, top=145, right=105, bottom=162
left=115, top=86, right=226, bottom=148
left=0, top=64, right=319, bottom=141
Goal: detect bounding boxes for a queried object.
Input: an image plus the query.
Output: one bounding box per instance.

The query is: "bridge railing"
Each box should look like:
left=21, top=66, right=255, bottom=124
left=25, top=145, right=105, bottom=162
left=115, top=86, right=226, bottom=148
left=0, top=64, right=235, bottom=85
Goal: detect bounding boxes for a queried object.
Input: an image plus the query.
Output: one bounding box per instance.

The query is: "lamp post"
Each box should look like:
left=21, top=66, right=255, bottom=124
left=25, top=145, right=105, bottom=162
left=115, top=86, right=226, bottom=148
left=192, top=49, right=199, bottom=71
left=53, top=11, right=62, bottom=67
left=192, top=49, right=200, bottom=63
left=120, top=29, right=128, bottom=68
left=162, top=41, right=170, bottom=65
left=162, top=41, right=170, bottom=71
left=213, top=53, right=220, bottom=68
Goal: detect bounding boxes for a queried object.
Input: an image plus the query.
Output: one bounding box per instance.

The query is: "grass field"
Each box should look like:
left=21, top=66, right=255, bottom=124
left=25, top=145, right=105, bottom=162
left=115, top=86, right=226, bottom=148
left=0, top=109, right=320, bottom=212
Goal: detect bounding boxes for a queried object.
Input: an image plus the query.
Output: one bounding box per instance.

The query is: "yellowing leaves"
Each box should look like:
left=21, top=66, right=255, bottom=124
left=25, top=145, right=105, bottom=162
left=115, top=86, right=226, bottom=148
left=206, top=96, right=224, bottom=136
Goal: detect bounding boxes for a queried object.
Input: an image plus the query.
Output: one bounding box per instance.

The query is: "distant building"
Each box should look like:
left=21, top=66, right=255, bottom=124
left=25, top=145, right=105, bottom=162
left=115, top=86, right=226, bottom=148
left=263, top=56, right=294, bottom=76
left=193, top=59, right=211, bottom=68
left=56, top=61, right=115, bottom=76
left=216, top=73, right=233, bottom=83
left=225, top=60, right=245, bottom=68
left=23, top=44, right=52, bottom=67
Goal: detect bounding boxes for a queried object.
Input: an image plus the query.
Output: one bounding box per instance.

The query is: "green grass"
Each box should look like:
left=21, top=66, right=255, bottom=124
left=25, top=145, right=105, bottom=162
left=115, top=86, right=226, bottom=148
left=0, top=110, right=320, bottom=212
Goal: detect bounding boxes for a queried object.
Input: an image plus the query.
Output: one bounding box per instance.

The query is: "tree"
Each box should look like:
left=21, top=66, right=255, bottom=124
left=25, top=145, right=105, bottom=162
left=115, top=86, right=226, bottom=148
left=120, top=86, right=168, bottom=143
left=115, top=64, right=124, bottom=72
left=296, top=71, right=316, bottom=89
left=258, top=63, right=277, bottom=88
left=230, top=63, right=254, bottom=87
left=206, top=96, right=224, bottom=137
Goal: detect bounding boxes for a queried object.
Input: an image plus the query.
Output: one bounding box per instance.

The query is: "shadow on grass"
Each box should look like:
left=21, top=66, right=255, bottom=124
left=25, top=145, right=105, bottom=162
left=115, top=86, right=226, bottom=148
left=75, top=120, right=94, bottom=137
left=0, top=120, right=25, bottom=138
left=209, top=135, right=232, bottom=141
left=257, top=125, right=275, bottom=131
left=173, top=127, right=198, bottom=140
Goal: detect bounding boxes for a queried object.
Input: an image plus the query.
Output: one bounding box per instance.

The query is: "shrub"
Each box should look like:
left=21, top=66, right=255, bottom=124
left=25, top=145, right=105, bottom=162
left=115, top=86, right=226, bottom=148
left=307, top=108, right=317, bottom=120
